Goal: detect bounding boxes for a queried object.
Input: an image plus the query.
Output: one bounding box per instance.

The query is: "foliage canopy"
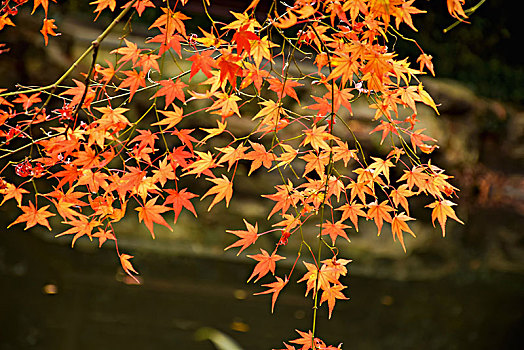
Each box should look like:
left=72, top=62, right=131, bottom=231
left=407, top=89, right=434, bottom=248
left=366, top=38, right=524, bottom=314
left=0, top=0, right=469, bottom=348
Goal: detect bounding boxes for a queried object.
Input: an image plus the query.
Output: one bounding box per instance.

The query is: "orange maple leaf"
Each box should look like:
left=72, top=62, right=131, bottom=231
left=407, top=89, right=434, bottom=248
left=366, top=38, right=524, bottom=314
left=92, top=228, right=116, bottom=248
left=391, top=212, right=416, bottom=252
left=426, top=200, right=464, bottom=237
left=254, top=275, right=288, bottom=313
left=318, top=220, right=351, bottom=245
left=40, top=18, right=60, bottom=46
left=152, top=107, right=185, bottom=131
left=120, top=253, right=139, bottom=283
left=0, top=183, right=29, bottom=206
left=135, top=196, right=172, bottom=238
left=297, top=261, right=331, bottom=297
left=245, top=141, right=275, bottom=175
left=90, top=0, right=116, bottom=19
left=225, top=219, right=259, bottom=255
left=247, top=248, right=286, bottom=282
left=56, top=217, right=102, bottom=247
left=201, top=175, right=233, bottom=211
left=32, top=0, right=56, bottom=17
left=320, top=284, right=348, bottom=319
left=367, top=200, right=394, bottom=235
left=12, top=93, right=42, bottom=110
left=119, top=69, right=146, bottom=101
left=8, top=200, right=55, bottom=231
left=337, top=201, right=366, bottom=232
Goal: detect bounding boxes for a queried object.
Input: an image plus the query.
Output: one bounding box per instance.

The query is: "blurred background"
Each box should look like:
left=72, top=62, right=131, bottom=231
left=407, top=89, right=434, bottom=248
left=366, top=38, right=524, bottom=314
left=1, top=1, right=523, bottom=349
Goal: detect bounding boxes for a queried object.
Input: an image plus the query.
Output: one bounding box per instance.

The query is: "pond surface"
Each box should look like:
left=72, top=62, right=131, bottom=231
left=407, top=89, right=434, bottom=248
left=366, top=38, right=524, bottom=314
left=1, top=230, right=523, bottom=350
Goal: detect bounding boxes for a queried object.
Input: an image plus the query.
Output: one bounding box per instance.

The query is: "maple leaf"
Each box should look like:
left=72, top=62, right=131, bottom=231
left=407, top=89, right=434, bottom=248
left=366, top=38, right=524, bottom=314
left=272, top=144, right=298, bottom=170
left=151, top=156, right=177, bottom=187
left=249, top=35, right=276, bottom=67
left=245, top=142, right=275, bottom=175
left=426, top=200, right=464, bottom=237
left=40, top=18, right=60, bottom=46
left=184, top=151, right=219, bottom=177
left=417, top=53, right=435, bottom=76
left=369, top=156, right=394, bottom=183
left=232, top=24, right=259, bottom=54
left=273, top=9, right=297, bottom=29
left=0, top=183, right=29, bottom=206
left=148, top=9, right=191, bottom=37
left=13, top=93, right=42, bottom=110
left=300, top=125, right=335, bottom=152
left=247, top=249, right=286, bottom=283
left=61, top=79, right=95, bottom=109
left=0, top=14, right=15, bottom=31
left=164, top=188, right=198, bottom=223
left=146, top=27, right=183, bottom=56
left=92, top=228, right=116, bottom=248
left=119, top=69, right=146, bottom=101
left=56, top=217, right=102, bottom=247
left=289, top=329, right=313, bottom=350
left=187, top=50, right=216, bottom=80
left=152, top=79, right=186, bottom=106
left=367, top=200, right=394, bottom=235
left=346, top=180, right=374, bottom=204
left=130, top=129, right=158, bottom=153
left=111, top=38, right=142, bottom=64
left=320, top=284, right=348, bottom=319
left=93, top=106, right=131, bottom=133
left=268, top=77, right=303, bottom=104
left=390, top=184, right=415, bottom=214
left=135, top=196, right=172, bottom=238
left=216, top=144, right=248, bottom=171
left=206, top=93, right=241, bottom=119
left=225, top=219, right=259, bottom=255
left=172, top=128, right=198, bottom=152
left=254, top=276, right=288, bottom=313
left=446, top=0, right=468, bottom=20
left=201, top=175, right=233, bottom=211
left=398, top=166, right=429, bottom=192
left=137, top=53, right=160, bottom=73
left=151, top=106, right=184, bottom=130
left=262, top=181, right=300, bottom=219
left=390, top=212, right=416, bottom=252
left=90, top=0, right=116, bottom=19
left=120, top=253, right=139, bottom=283
left=32, top=0, right=56, bottom=17
left=319, top=220, right=351, bottom=245
left=297, top=261, right=331, bottom=297
left=8, top=200, right=55, bottom=231
left=124, top=0, right=155, bottom=16
left=197, top=120, right=227, bottom=145
left=369, top=120, right=401, bottom=145
left=336, top=202, right=366, bottom=231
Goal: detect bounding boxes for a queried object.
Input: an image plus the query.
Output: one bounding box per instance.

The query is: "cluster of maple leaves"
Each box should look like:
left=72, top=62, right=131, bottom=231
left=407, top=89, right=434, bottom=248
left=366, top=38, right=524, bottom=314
left=0, top=0, right=469, bottom=349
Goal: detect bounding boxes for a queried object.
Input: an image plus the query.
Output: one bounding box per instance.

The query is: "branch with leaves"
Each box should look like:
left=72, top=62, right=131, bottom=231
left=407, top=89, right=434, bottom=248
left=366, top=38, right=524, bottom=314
left=0, top=0, right=467, bottom=348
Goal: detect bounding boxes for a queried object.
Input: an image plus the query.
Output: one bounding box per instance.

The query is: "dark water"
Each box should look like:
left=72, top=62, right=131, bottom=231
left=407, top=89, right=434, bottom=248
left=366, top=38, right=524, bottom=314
left=1, top=231, right=523, bottom=350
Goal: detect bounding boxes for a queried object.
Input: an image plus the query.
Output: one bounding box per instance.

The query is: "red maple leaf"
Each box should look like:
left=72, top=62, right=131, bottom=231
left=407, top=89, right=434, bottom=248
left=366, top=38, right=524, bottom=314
left=187, top=50, right=216, bottom=80
left=152, top=79, right=187, bottom=106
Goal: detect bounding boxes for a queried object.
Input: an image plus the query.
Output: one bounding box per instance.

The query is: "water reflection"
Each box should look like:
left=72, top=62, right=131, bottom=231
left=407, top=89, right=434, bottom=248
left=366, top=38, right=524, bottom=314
left=1, top=230, right=523, bottom=350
